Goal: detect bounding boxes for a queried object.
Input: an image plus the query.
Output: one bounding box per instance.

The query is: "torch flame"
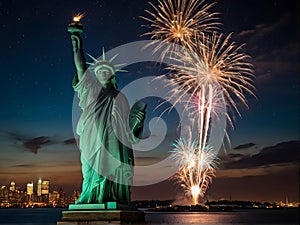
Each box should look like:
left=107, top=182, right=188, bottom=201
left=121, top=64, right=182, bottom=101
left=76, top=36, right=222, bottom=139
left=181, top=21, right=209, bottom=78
left=73, top=13, right=84, bottom=22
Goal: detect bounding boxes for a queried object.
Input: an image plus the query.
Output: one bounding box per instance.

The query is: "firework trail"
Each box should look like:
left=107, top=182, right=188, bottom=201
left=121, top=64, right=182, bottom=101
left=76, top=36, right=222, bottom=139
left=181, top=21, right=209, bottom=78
left=166, top=32, right=255, bottom=129
left=141, top=0, right=220, bottom=59
left=167, top=83, right=222, bottom=204
left=171, top=138, right=218, bottom=205
left=164, top=33, right=254, bottom=203
left=142, top=0, right=255, bottom=205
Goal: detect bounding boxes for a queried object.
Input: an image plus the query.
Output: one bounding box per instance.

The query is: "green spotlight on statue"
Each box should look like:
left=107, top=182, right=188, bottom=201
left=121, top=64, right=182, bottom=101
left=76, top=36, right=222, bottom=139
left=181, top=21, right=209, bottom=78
left=58, top=14, right=146, bottom=225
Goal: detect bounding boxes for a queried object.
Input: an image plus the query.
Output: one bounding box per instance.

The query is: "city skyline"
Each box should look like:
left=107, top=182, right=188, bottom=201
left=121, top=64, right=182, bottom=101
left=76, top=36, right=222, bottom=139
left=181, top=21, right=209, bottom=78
left=1, top=177, right=299, bottom=207
left=3, top=178, right=50, bottom=197
left=0, top=0, right=299, bottom=204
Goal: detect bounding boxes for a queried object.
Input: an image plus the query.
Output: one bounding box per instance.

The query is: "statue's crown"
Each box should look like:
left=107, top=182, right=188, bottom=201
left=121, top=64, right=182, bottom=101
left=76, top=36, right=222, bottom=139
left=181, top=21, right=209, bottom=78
left=87, top=48, right=126, bottom=75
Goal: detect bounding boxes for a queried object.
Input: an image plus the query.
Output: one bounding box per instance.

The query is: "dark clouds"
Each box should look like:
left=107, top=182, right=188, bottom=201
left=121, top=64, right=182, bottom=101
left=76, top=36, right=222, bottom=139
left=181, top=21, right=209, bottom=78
left=0, top=130, right=75, bottom=154
left=0, top=130, right=28, bottom=143
left=208, top=164, right=299, bottom=202
left=132, top=140, right=300, bottom=202
left=224, top=153, right=245, bottom=160
left=64, top=138, right=77, bottom=145
left=0, top=131, right=52, bottom=154
left=223, top=141, right=299, bottom=169
left=234, top=143, right=256, bottom=149
left=23, top=136, right=52, bottom=154
left=0, top=0, right=298, bottom=203
left=14, top=164, right=35, bottom=168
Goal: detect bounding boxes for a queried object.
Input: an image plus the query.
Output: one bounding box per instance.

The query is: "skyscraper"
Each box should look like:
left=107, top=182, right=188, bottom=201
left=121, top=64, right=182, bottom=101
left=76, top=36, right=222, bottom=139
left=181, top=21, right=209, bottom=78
left=37, top=178, right=42, bottom=196
left=9, top=181, right=15, bottom=192
left=27, top=182, right=33, bottom=196
left=41, top=180, right=49, bottom=195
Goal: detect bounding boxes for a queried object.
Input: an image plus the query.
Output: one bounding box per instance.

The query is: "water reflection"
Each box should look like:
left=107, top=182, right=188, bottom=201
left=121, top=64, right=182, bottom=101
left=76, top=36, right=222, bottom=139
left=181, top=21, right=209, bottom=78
left=145, top=209, right=299, bottom=225
left=0, top=208, right=298, bottom=224
left=146, top=212, right=238, bottom=224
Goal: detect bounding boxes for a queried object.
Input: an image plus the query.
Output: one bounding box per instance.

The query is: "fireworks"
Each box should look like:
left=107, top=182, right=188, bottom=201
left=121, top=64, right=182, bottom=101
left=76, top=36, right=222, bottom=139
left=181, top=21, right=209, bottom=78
left=166, top=32, right=255, bottom=127
left=142, top=0, right=255, bottom=205
left=171, top=138, right=218, bottom=205
left=141, top=0, right=220, bottom=59
left=165, top=33, right=254, bottom=203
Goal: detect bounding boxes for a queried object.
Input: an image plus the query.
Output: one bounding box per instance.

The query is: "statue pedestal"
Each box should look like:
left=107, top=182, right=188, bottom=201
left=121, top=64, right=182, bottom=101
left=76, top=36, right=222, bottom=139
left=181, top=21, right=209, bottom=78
left=57, top=203, right=145, bottom=224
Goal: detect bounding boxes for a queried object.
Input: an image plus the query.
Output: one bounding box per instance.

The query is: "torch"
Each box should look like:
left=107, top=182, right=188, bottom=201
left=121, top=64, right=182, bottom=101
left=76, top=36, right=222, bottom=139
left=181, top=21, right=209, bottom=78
left=68, top=13, right=84, bottom=34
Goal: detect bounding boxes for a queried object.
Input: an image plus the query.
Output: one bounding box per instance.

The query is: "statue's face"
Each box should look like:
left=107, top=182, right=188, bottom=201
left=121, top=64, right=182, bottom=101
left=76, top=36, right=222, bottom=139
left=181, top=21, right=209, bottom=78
left=95, top=67, right=113, bottom=85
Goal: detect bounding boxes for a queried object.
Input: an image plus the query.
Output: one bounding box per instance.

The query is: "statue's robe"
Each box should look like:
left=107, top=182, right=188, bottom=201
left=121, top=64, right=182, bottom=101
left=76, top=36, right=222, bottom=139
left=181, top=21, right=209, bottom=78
left=72, top=73, right=145, bottom=205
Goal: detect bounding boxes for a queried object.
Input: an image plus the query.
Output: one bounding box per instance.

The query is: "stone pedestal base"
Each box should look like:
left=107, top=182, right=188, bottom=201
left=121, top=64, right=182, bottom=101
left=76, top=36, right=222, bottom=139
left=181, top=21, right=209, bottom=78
left=57, top=210, right=145, bottom=224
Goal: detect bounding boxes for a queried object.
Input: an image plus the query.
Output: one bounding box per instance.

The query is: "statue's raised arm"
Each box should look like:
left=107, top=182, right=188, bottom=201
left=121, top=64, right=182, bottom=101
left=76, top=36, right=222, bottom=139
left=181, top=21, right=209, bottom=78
left=69, top=28, right=87, bottom=80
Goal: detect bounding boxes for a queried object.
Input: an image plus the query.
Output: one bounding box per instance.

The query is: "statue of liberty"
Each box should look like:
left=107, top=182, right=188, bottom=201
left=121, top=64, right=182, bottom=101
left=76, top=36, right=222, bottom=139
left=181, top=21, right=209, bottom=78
left=68, top=23, right=146, bottom=206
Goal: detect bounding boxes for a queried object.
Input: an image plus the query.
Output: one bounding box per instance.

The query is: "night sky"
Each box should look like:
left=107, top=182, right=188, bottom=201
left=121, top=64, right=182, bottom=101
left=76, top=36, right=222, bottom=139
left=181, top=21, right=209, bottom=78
left=0, top=0, right=299, bottom=203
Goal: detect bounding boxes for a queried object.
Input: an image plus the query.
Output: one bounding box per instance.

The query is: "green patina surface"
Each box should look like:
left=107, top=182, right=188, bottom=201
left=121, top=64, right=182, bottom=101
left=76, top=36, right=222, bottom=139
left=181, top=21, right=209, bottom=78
left=69, top=25, right=146, bottom=206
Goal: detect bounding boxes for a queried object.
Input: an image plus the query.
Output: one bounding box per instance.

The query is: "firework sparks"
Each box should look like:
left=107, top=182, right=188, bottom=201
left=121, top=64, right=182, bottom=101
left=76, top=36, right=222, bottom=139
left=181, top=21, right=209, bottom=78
left=165, top=32, right=255, bottom=128
left=157, top=73, right=226, bottom=154
left=171, top=138, right=218, bottom=205
left=161, top=32, right=254, bottom=204
left=141, top=0, right=220, bottom=59
left=144, top=0, right=255, bottom=206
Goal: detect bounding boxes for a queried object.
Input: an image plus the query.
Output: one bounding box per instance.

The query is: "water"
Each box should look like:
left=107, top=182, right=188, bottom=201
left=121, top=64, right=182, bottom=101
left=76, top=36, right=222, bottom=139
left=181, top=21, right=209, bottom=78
left=145, top=209, right=299, bottom=224
left=0, top=208, right=298, bottom=225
